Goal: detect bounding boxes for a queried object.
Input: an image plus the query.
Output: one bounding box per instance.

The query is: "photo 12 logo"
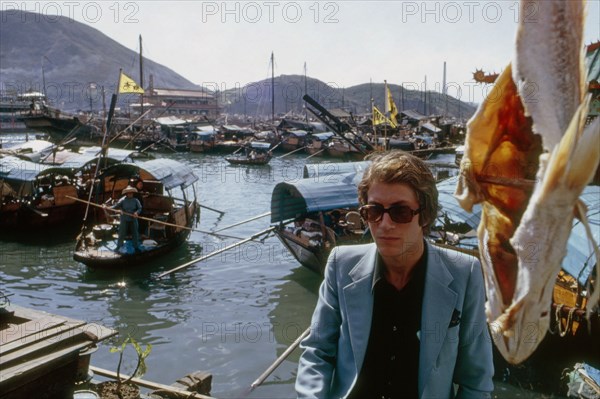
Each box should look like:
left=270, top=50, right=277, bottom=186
left=400, top=1, right=539, bottom=24
left=1, top=1, right=141, bottom=24
left=200, top=1, right=340, bottom=24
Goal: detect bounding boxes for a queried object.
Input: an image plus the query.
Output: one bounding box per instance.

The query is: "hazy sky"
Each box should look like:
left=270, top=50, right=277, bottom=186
left=11, top=0, right=600, bottom=104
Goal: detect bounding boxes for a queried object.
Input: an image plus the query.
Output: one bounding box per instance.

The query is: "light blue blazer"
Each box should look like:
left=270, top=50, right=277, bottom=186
left=296, top=242, right=494, bottom=398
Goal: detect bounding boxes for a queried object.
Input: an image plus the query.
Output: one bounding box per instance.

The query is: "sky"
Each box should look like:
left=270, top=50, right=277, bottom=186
left=9, top=0, right=600, bottom=104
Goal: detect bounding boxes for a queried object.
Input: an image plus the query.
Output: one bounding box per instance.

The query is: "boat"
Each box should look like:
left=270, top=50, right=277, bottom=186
left=305, top=132, right=334, bottom=156
left=224, top=141, right=272, bottom=165
left=0, top=156, right=85, bottom=231
left=280, top=129, right=309, bottom=152
left=18, top=99, right=93, bottom=141
left=73, top=158, right=199, bottom=268
left=189, top=126, right=218, bottom=153
left=270, top=169, right=367, bottom=274
left=0, top=147, right=141, bottom=233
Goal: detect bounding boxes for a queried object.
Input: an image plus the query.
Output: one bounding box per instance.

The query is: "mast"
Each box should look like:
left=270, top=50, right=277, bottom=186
left=443, top=61, right=447, bottom=117
left=304, top=62, right=308, bottom=121
left=271, top=51, right=275, bottom=122
left=41, top=56, right=47, bottom=99
left=423, top=75, right=427, bottom=115
left=139, top=35, right=144, bottom=118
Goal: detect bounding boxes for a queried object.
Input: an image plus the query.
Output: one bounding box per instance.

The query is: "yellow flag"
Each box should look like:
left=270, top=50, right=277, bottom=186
left=119, top=72, right=144, bottom=94
left=373, top=105, right=397, bottom=128
left=386, top=85, right=399, bottom=125
left=372, top=106, right=385, bottom=126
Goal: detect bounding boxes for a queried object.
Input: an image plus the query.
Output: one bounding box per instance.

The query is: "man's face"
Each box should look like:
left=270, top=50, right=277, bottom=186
left=366, top=181, right=424, bottom=262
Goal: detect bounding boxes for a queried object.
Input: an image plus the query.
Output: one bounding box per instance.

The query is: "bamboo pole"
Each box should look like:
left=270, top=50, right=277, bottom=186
left=277, top=146, right=306, bottom=159
left=305, top=148, right=325, bottom=159
left=157, top=227, right=275, bottom=278
left=66, top=196, right=244, bottom=240
left=213, top=212, right=271, bottom=232
left=249, top=327, right=310, bottom=392
left=90, top=366, right=215, bottom=399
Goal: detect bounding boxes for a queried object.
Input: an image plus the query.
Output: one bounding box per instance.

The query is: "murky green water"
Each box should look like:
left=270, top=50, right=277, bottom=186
left=0, top=147, right=571, bottom=398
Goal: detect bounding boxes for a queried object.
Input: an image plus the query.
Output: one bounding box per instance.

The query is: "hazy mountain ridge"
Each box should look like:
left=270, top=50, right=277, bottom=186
left=222, top=74, right=476, bottom=119
left=1, top=10, right=475, bottom=119
left=0, top=10, right=200, bottom=110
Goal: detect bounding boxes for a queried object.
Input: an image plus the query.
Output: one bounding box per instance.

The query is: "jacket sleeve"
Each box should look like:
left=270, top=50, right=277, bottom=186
left=454, top=258, right=494, bottom=399
left=296, top=248, right=342, bottom=398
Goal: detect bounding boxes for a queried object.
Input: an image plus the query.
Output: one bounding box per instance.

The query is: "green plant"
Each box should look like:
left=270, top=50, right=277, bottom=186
left=109, top=336, right=152, bottom=396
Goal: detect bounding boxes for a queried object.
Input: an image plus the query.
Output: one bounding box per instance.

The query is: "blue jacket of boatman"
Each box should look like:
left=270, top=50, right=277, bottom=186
left=111, top=186, right=142, bottom=251
left=295, top=150, right=494, bottom=399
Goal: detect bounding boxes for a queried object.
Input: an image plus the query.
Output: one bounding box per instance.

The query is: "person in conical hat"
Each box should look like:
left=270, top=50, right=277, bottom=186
left=107, top=186, right=142, bottom=252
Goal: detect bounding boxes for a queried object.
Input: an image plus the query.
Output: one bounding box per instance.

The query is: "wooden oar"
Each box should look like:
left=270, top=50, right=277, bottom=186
left=66, top=196, right=244, bottom=240
left=248, top=327, right=311, bottom=393
left=277, top=146, right=306, bottom=159
left=157, top=226, right=275, bottom=278
left=213, top=212, right=271, bottom=232
left=305, top=148, right=325, bottom=159
left=168, top=197, right=226, bottom=216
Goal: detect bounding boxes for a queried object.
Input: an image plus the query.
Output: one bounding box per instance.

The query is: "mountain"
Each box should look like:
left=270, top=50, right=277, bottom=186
left=1, top=10, right=476, bottom=119
left=0, top=10, right=199, bottom=111
left=221, top=74, right=476, bottom=120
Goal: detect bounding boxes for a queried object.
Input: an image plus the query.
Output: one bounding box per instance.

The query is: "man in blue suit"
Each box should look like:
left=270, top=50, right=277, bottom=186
left=296, top=151, right=494, bottom=398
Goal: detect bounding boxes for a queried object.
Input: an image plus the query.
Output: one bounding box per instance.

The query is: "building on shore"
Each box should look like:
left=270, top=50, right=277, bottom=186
left=130, top=75, right=220, bottom=121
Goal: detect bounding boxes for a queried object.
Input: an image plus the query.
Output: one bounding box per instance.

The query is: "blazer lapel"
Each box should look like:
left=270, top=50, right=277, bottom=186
left=418, top=244, right=458, bottom=396
left=343, top=245, right=377, bottom=374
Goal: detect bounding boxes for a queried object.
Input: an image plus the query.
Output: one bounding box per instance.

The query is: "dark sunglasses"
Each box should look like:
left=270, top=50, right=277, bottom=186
left=359, top=204, right=421, bottom=224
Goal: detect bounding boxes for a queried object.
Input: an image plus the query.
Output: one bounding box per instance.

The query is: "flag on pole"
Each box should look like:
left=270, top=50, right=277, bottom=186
left=372, top=106, right=397, bottom=128
left=386, top=85, right=399, bottom=125
left=118, top=72, right=144, bottom=94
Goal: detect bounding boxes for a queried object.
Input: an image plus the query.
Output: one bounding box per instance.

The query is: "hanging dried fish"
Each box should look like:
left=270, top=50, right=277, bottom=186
left=455, top=0, right=600, bottom=364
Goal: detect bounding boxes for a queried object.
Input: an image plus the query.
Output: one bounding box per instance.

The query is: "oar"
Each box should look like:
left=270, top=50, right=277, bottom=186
left=170, top=197, right=226, bottom=216
left=277, top=146, right=306, bottom=159
left=248, top=327, right=311, bottom=393
left=213, top=212, right=271, bottom=232
left=66, top=196, right=244, bottom=240
left=305, top=148, right=325, bottom=159
left=199, top=204, right=225, bottom=216
left=157, top=226, right=275, bottom=278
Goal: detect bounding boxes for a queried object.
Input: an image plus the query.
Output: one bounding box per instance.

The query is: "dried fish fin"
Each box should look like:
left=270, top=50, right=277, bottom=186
left=514, top=0, right=586, bottom=151
left=492, top=100, right=600, bottom=364
left=455, top=65, right=542, bottom=315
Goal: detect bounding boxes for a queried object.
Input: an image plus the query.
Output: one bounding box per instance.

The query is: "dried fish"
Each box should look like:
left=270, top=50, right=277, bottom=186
left=455, top=0, right=600, bottom=364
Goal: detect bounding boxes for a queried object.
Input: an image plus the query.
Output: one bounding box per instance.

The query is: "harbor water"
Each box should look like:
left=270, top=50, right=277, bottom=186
left=0, top=146, right=568, bottom=398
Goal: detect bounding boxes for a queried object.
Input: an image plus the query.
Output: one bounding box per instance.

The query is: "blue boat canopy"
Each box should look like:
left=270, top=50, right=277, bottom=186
left=0, top=156, right=51, bottom=182
left=59, top=147, right=138, bottom=169
left=250, top=141, right=271, bottom=150
left=286, top=130, right=308, bottom=138
left=311, top=132, right=335, bottom=141
left=137, top=159, right=198, bottom=190
left=271, top=173, right=361, bottom=223
left=101, top=159, right=198, bottom=190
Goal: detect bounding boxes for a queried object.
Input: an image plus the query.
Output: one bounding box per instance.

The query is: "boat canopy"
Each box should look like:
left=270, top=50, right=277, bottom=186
left=59, top=147, right=137, bottom=169
left=285, top=130, right=308, bottom=138
left=271, top=173, right=360, bottom=223
left=99, top=158, right=198, bottom=191
left=311, top=132, right=335, bottom=141
left=437, top=176, right=481, bottom=231
left=136, top=159, right=198, bottom=190
left=250, top=141, right=271, bottom=150
left=303, top=161, right=370, bottom=179
left=565, top=185, right=599, bottom=285
left=0, top=156, right=51, bottom=182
